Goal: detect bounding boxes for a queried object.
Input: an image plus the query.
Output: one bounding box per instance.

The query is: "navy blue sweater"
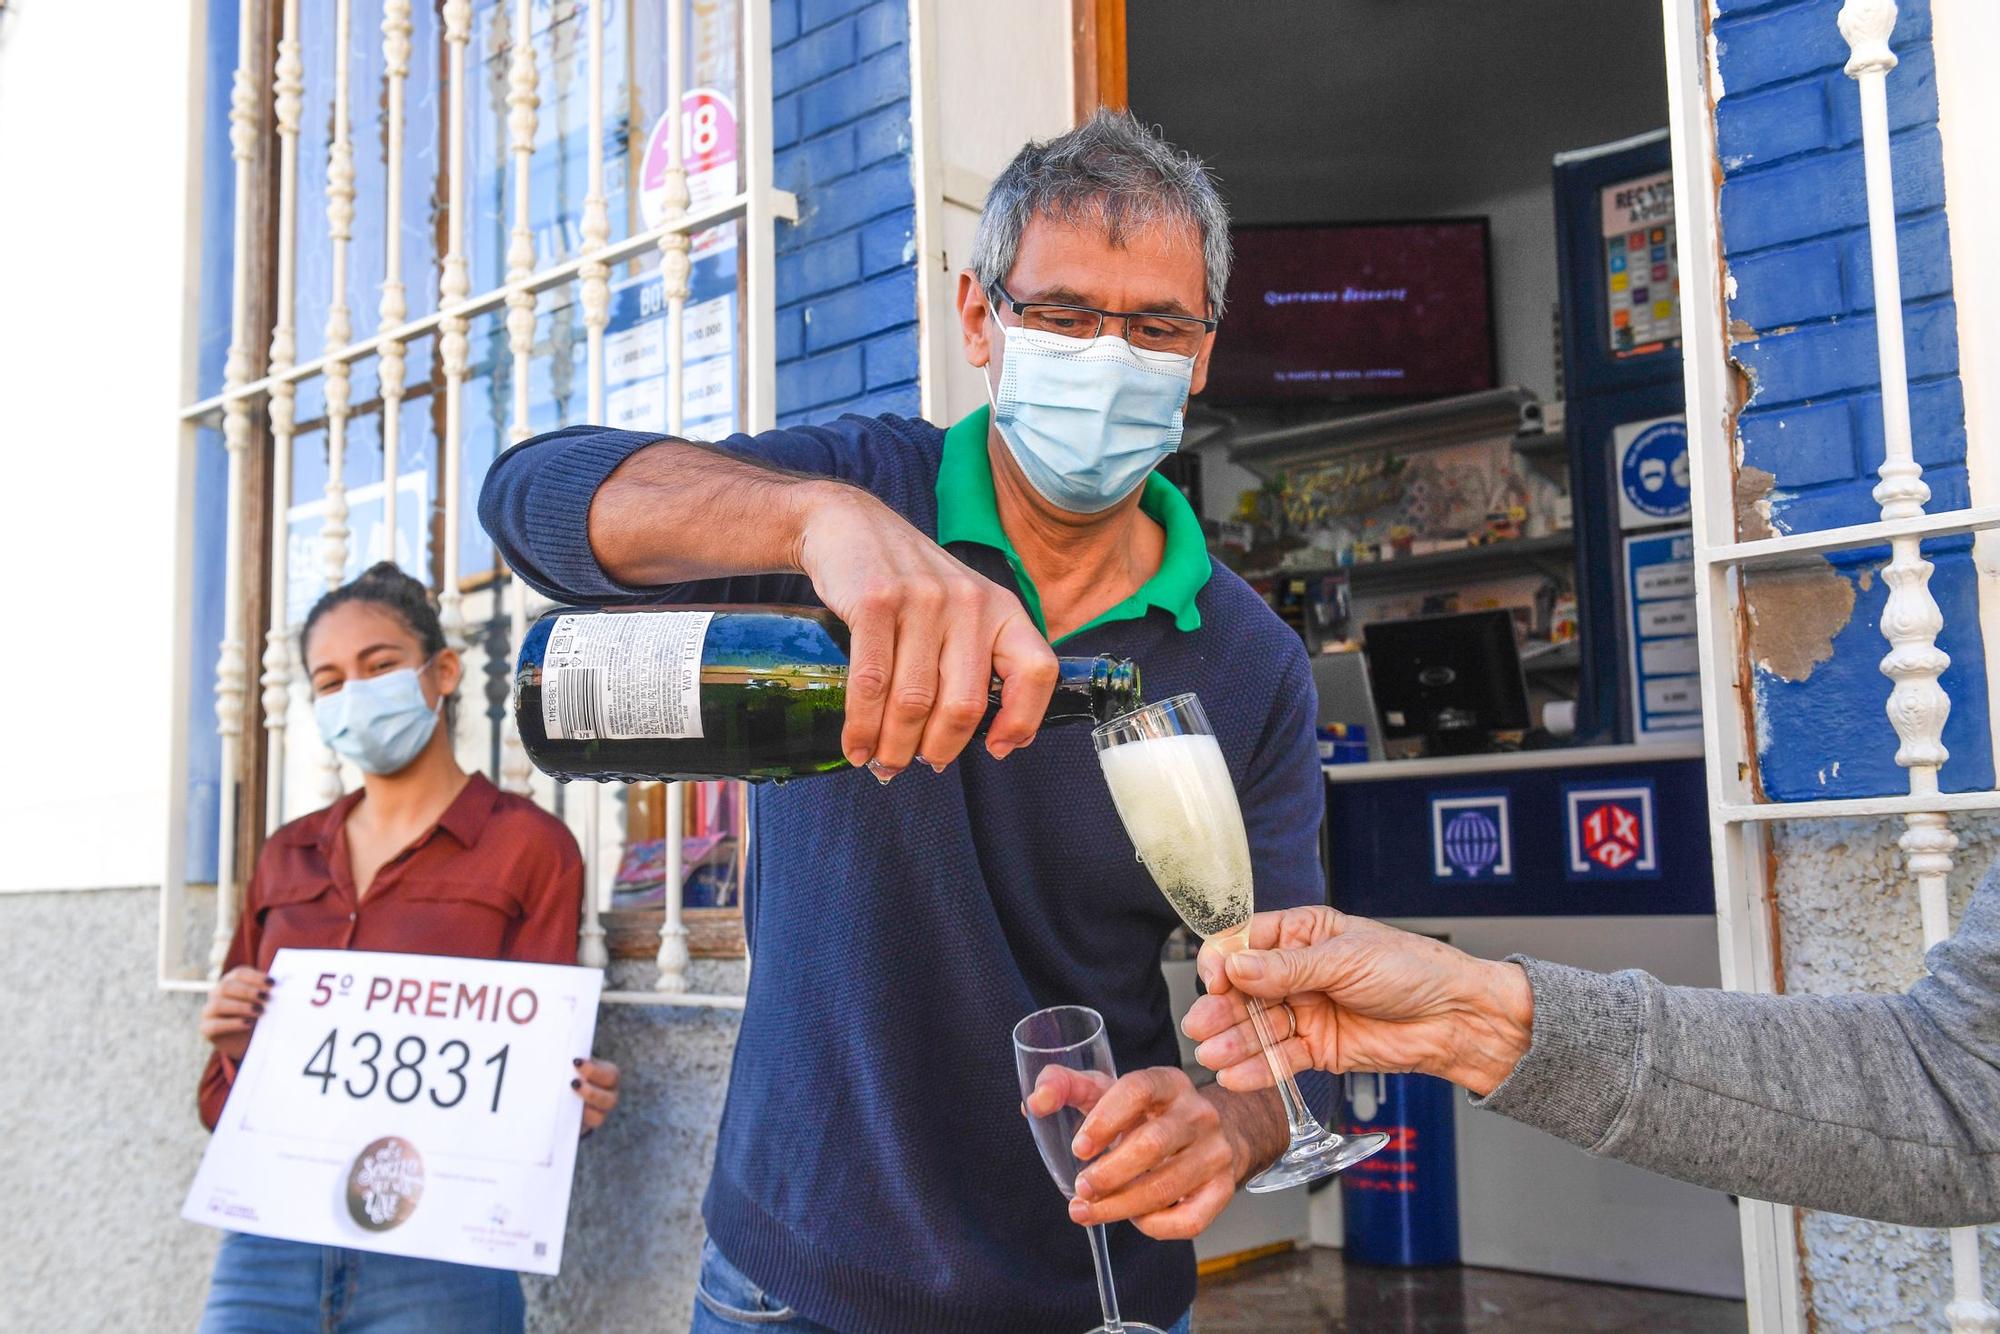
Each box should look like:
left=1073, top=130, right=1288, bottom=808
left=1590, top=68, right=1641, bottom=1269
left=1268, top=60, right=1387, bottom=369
left=479, top=415, right=1335, bottom=1333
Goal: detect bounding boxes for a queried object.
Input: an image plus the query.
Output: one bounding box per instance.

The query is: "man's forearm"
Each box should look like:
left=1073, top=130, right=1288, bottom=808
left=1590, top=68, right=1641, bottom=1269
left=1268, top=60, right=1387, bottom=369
left=587, top=438, right=846, bottom=587
left=1201, top=1082, right=1289, bottom=1182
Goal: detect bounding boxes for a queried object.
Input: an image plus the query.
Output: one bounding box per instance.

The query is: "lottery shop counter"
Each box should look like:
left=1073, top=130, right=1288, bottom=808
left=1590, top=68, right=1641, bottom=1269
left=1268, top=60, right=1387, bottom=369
left=1318, top=738, right=1741, bottom=1296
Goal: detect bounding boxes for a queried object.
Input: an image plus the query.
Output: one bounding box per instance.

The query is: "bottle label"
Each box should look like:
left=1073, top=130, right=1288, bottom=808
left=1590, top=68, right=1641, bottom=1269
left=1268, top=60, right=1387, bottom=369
left=542, top=611, right=714, bottom=740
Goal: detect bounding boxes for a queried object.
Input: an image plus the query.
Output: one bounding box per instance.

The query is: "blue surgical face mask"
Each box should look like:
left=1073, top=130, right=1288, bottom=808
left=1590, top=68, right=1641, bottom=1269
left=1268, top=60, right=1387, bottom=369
left=314, top=659, right=442, bottom=776
left=984, top=303, right=1196, bottom=514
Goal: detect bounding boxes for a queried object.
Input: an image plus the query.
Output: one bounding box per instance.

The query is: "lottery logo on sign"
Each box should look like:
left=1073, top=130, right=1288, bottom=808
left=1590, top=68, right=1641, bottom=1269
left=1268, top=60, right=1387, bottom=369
left=346, top=1136, right=424, bottom=1231
left=1565, top=783, right=1660, bottom=880
left=1430, top=793, right=1513, bottom=882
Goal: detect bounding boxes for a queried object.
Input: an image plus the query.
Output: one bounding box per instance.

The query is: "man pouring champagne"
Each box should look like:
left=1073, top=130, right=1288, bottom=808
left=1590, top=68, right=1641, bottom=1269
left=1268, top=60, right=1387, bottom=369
left=482, top=112, right=1352, bottom=1332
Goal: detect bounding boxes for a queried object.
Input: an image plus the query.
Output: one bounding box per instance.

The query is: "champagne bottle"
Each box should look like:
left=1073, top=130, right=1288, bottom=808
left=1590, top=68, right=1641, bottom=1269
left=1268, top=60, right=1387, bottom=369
left=513, top=605, right=1142, bottom=783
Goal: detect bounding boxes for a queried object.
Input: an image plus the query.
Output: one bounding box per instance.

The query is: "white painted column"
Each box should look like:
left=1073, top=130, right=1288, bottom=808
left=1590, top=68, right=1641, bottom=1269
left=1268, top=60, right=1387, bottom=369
left=438, top=0, right=474, bottom=658
left=378, top=0, right=412, bottom=570
left=321, top=0, right=355, bottom=596
left=574, top=0, right=612, bottom=971
left=317, top=0, right=357, bottom=807
left=654, top=0, right=692, bottom=995
left=209, top=0, right=261, bottom=975
left=498, top=0, right=540, bottom=803
left=1838, top=4, right=1998, bottom=1330
left=260, top=0, right=304, bottom=834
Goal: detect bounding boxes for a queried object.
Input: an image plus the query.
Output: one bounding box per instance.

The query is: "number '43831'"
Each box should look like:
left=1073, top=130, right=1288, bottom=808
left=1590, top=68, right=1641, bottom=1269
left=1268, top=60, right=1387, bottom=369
left=302, top=1029, right=510, bottom=1113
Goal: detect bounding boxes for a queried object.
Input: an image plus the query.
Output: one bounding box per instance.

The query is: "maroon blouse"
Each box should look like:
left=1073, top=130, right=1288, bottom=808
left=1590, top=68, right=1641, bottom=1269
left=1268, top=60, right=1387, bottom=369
left=199, top=774, right=584, bottom=1128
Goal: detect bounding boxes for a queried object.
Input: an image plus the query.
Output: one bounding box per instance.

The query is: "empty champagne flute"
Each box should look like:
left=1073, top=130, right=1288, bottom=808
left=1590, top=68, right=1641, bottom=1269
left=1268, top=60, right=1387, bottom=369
left=1013, top=1005, right=1167, bottom=1334
left=1093, top=693, right=1388, bottom=1192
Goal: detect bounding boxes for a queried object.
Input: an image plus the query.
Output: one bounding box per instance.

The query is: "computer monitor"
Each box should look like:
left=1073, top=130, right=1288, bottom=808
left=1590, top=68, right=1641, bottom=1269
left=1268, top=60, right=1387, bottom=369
left=1361, top=610, right=1532, bottom=756
left=1310, top=652, right=1387, bottom=763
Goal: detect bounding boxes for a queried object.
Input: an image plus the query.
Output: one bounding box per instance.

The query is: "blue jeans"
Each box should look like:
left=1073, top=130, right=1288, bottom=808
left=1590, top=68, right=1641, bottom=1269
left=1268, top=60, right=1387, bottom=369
left=199, top=1231, right=524, bottom=1333
left=690, top=1237, right=1193, bottom=1333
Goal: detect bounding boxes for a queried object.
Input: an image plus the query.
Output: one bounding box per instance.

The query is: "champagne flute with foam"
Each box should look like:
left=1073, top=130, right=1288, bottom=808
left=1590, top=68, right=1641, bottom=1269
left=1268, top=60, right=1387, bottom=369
left=1093, top=693, right=1388, bottom=1192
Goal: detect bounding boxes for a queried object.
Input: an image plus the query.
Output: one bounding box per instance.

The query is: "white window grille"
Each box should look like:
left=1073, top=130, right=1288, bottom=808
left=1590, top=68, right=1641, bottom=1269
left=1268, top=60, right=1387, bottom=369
left=1665, top=0, right=2000, bottom=1328
left=166, top=0, right=796, bottom=1011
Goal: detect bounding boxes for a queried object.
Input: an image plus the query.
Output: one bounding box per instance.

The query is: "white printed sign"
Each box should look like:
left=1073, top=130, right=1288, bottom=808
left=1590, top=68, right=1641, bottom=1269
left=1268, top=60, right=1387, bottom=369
left=182, top=949, right=602, bottom=1275
left=1624, top=529, right=1703, bottom=742
left=542, top=610, right=713, bottom=740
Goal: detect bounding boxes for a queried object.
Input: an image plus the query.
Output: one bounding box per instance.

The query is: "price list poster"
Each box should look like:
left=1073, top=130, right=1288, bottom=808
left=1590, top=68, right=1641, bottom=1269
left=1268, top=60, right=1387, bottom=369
left=183, top=949, right=603, bottom=1274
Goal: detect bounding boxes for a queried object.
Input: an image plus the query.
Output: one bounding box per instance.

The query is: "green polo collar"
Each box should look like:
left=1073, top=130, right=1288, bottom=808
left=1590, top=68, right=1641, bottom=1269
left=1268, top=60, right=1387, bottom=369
left=934, top=407, right=1209, bottom=644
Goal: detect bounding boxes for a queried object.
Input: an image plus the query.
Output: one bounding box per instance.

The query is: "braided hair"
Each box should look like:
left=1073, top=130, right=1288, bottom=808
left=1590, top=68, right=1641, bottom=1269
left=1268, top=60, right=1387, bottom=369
left=301, top=562, right=456, bottom=728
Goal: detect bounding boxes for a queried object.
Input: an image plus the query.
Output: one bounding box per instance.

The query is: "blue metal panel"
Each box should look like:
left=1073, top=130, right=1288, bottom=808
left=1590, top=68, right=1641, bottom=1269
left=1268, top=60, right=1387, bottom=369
left=1553, top=134, right=1684, bottom=744
left=1325, top=758, right=1714, bottom=918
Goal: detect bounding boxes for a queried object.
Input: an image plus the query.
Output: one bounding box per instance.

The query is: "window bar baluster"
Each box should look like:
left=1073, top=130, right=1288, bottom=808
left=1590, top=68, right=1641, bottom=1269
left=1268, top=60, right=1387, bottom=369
left=209, top=0, right=263, bottom=976
left=1838, top=4, right=1998, bottom=1330
left=378, top=0, right=412, bottom=570
left=498, top=0, right=540, bottom=803
left=570, top=0, right=613, bottom=970
left=317, top=0, right=357, bottom=807
left=739, top=0, right=783, bottom=437
left=260, top=0, right=305, bottom=835
left=653, top=0, right=691, bottom=996
left=438, top=0, right=474, bottom=656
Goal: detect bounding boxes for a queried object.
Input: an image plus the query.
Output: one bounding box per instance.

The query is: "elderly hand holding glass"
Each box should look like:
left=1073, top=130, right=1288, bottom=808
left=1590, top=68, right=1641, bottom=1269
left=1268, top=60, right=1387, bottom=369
left=1179, top=889, right=2000, bottom=1232
left=1180, top=906, right=1534, bottom=1096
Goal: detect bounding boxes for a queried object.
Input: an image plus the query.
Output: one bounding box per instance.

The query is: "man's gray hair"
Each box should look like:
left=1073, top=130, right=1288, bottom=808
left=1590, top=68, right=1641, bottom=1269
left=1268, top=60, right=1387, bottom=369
left=971, top=109, right=1233, bottom=318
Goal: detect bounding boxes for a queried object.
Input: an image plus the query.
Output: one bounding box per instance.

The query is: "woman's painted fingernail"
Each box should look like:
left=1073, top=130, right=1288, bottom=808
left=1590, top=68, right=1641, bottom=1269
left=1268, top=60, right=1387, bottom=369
left=572, top=1057, right=584, bottom=1068
left=265, top=975, right=278, bottom=986
left=570, top=1078, right=582, bottom=1091
left=252, top=1003, right=265, bottom=1015
left=257, top=991, right=271, bottom=1002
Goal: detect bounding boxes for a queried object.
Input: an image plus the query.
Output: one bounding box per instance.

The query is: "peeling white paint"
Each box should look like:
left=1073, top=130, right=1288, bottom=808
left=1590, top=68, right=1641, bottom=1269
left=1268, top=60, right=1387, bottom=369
left=1726, top=271, right=1739, bottom=301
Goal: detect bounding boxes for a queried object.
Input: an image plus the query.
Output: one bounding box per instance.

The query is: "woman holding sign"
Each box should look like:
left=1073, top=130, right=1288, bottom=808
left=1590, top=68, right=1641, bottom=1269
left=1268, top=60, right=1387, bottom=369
left=195, top=563, right=621, bottom=1333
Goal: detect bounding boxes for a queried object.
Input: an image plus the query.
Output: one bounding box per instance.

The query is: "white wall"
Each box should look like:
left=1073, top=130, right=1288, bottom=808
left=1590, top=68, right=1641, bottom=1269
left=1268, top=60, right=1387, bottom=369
left=0, top=0, right=197, bottom=890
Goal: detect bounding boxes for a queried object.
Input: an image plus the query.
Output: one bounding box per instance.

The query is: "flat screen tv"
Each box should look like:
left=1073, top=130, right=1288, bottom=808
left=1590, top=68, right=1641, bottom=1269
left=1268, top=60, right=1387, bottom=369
left=1206, top=220, right=1496, bottom=401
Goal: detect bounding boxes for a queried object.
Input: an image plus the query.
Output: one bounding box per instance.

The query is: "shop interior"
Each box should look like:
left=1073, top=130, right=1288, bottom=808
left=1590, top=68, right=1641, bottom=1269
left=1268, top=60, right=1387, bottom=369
left=1121, top=0, right=1748, bottom=1314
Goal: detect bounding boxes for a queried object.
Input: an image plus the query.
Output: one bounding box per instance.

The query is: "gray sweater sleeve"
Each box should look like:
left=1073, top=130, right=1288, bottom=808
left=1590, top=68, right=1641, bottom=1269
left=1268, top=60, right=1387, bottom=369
left=1473, top=867, right=2000, bottom=1227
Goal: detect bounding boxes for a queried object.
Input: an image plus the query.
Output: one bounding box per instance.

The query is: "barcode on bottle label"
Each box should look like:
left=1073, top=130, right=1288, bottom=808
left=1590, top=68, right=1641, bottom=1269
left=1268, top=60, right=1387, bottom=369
left=542, top=611, right=713, bottom=741
left=548, top=668, right=608, bottom=739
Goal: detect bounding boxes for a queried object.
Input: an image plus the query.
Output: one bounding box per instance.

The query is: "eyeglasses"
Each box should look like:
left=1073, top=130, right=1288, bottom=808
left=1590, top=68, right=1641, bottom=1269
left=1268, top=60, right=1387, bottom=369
left=991, top=283, right=1216, bottom=357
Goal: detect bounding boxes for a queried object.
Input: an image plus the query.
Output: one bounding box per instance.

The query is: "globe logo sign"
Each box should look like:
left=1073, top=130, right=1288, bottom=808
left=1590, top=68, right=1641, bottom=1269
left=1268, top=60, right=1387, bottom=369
left=1430, top=794, right=1512, bottom=881
left=1442, top=810, right=1503, bottom=877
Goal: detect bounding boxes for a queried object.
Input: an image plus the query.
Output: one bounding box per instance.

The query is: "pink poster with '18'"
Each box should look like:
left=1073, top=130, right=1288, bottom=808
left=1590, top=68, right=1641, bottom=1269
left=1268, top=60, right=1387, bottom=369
left=640, top=88, right=739, bottom=248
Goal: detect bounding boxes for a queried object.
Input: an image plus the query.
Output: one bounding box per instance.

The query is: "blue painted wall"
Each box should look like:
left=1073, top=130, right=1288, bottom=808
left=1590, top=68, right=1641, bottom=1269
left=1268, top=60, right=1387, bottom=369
left=1712, top=0, right=1992, bottom=799
left=769, top=0, right=922, bottom=426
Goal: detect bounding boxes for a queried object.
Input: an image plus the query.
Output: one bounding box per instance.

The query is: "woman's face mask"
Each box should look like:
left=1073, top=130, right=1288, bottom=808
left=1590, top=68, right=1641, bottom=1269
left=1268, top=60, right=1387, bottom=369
left=314, top=657, right=442, bottom=776
left=983, top=301, right=1196, bottom=515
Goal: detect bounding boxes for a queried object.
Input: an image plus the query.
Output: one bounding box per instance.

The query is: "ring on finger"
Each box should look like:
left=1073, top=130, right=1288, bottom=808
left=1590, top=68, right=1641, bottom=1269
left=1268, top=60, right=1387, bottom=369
left=1278, top=1002, right=1297, bottom=1038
